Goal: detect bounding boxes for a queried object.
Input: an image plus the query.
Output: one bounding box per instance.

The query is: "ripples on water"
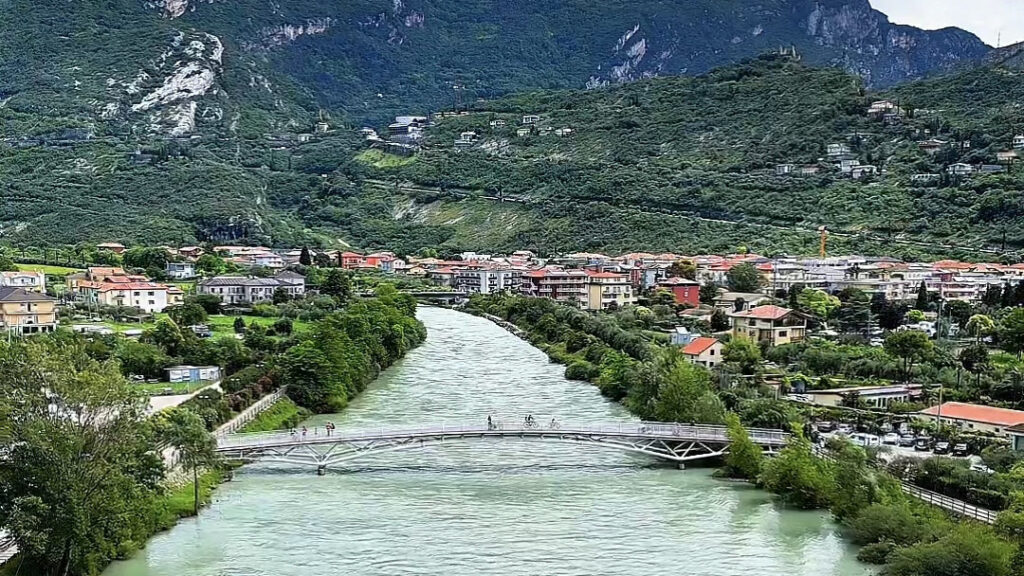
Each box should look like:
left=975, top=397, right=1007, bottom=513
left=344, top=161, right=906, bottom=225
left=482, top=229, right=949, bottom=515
left=105, top=307, right=874, bottom=576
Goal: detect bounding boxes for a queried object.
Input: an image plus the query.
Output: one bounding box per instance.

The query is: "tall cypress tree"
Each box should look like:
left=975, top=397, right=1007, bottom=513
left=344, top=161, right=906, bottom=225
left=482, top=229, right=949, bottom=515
left=299, top=246, right=312, bottom=266
left=915, top=281, right=929, bottom=311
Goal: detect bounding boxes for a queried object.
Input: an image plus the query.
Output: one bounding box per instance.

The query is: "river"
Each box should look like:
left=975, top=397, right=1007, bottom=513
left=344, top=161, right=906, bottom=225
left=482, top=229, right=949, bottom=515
left=105, top=307, right=873, bottom=576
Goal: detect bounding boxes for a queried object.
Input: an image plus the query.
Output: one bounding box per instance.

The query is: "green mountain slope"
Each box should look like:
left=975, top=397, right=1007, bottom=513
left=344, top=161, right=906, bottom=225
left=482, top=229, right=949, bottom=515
left=4, top=55, right=1024, bottom=260
left=0, top=0, right=992, bottom=138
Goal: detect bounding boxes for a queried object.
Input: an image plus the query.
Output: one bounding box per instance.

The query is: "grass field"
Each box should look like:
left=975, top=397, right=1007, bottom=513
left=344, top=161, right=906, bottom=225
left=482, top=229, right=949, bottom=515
left=239, top=397, right=311, bottom=432
left=134, top=381, right=208, bottom=396
left=15, top=263, right=83, bottom=275
left=102, top=314, right=309, bottom=335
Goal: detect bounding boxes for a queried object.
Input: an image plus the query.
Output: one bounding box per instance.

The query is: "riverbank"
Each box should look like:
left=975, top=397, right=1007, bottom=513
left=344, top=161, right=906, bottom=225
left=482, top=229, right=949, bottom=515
left=464, top=296, right=1022, bottom=574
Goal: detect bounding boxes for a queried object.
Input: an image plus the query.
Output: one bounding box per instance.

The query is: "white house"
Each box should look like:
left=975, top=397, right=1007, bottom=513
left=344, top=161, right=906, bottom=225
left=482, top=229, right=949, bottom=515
left=0, top=271, right=45, bottom=293
left=165, top=261, right=197, bottom=280
left=681, top=337, right=724, bottom=368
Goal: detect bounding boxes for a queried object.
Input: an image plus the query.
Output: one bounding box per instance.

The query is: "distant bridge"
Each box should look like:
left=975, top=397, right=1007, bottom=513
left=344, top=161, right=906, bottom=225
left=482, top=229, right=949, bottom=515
left=359, top=290, right=467, bottom=301
left=215, top=421, right=788, bottom=474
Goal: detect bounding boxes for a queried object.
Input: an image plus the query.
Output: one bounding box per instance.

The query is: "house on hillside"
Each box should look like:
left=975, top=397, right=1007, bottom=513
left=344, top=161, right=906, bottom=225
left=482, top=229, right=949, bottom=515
left=826, top=143, right=851, bottom=159
left=917, top=138, right=948, bottom=155
left=1014, top=135, right=1024, bottom=149
left=998, top=150, right=1019, bottom=163
left=947, top=163, right=974, bottom=177
left=775, top=163, right=795, bottom=176
left=728, top=305, right=806, bottom=346
left=656, top=277, right=700, bottom=307
left=851, top=165, right=877, bottom=179
left=522, top=115, right=540, bottom=125
left=96, top=242, right=126, bottom=254
left=0, top=287, right=57, bottom=335
left=681, top=337, right=723, bottom=368
left=165, top=261, right=196, bottom=280
left=0, top=271, right=45, bottom=293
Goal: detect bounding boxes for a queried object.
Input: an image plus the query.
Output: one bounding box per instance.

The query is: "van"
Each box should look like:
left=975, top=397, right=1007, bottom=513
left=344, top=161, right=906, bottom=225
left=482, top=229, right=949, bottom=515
left=850, top=433, right=880, bottom=448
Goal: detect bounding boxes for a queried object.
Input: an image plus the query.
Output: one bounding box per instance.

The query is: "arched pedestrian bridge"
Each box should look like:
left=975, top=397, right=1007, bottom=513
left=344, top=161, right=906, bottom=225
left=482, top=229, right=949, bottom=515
left=215, top=421, right=788, bottom=474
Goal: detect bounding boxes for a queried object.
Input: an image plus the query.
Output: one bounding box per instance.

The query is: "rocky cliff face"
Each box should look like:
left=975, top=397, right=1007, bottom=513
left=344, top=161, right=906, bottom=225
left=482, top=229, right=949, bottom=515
left=0, top=0, right=994, bottom=135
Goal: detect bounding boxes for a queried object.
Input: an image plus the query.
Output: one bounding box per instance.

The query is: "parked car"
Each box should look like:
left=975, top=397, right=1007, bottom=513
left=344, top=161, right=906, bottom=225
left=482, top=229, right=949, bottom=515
left=837, top=423, right=853, bottom=435
left=883, top=433, right=900, bottom=445
left=933, top=441, right=951, bottom=455
left=898, top=434, right=916, bottom=447
left=816, top=421, right=835, bottom=433
left=952, top=443, right=969, bottom=457
left=914, top=437, right=932, bottom=452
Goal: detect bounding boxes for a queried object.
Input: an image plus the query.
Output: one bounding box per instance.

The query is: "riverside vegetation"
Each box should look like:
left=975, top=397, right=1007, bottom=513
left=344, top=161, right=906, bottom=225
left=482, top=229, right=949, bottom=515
left=465, top=293, right=1024, bottom=576
left=0, top=280, right=424, bottom=576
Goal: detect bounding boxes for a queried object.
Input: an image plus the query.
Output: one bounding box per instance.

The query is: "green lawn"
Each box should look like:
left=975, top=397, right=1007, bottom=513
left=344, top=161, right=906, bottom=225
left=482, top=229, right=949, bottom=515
left=239, top=397, right=311, bottom=432
left=134, top=381, right=210, bottom=396
left=354, top=148, right=417, bottom=168
left=102, top=314, right=308, bottom=336
left=15, top=263, right=83, bottom=275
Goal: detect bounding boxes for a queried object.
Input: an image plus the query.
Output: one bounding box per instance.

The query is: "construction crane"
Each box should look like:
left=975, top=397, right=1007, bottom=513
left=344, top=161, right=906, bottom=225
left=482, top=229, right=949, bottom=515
left=819, top=226, right=828, bottom=258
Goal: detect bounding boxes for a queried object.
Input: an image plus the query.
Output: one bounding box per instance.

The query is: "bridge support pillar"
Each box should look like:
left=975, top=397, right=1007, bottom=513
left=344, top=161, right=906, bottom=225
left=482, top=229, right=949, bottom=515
left=317, top=465, right=326, bottom=476
left=677, top=463, right=686, bottom=470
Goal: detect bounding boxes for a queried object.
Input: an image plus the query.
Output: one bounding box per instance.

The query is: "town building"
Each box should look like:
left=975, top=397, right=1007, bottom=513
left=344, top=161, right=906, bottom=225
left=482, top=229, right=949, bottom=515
left=165, top=261, right=197, bottom=280
left=656, top=277, right=700, bottom=307
left=796, top=384, right=922, bottom=408
left=197, top=272, right=306, bottom=305
left=0, top=270, right=45, bottom=293
left=583, top=271, right=635, bottom=311
left=521, top=268, right=588, bottom=306
left=918, top=402, right=1024, bottom=436
left=681, top=337, right=723, bottom=368
left=729, top=305, right=806, bottom=346
left=454, top=267, right=521, bottom=295
left=0, top=287, right=57, bottom=335
left=96, top=242, right=126, bottom=254
left=166, top=365, right=222, bottom=383
left=947, top=163, right=974, bottom=177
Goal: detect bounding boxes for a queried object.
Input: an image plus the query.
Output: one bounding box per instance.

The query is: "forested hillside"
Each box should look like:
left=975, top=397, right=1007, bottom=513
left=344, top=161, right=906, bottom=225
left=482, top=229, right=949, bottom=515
left=347, top=56, right=1024, bottom=259
left=5, top=56, right=1024, bottom=259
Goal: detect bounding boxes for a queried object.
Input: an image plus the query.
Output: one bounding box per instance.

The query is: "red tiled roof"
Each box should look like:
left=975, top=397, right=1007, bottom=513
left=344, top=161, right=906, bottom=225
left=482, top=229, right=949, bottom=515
left=730, top=305, right=792, bottom=320
left=918, top=402, right=1024, bottom=427
left=682, top=337, right=719, bottom=355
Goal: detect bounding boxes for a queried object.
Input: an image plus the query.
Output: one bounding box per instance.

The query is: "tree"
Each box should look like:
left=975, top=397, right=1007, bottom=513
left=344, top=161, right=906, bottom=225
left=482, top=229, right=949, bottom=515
left=710, top=308, right=730, bottom=331
left=960, top=344, right=990, bottom=385
left=273, top=317, right=294, bottom=335
left=723, top=335, right=761, bottom=374
left=321, top=268, right=353, bottom=304
left=167, top=303, right=207, bottom=327
left=155, top=408, right=216, bottom=515
left=123, top=246, right=169, bottom=271
left=907, top=309, right=926, bottom=323
left=967, top=314, right=996, bottom=343
left=666, top=259, right=697, bottom=280
left=699, top=281, right=719, bottom=305
left=797, top=289, right=841, bottom=320
left=188, top=294, right=222, bottom=315
left=0, top=339, right=164, bottom=575
left=299, top=246, right=312, bottom=266
left=757, top=425, right=834, bottom=509
left=653, top=360, right=719, bottom=423
left=0, top=253, right=17, bottom=271
left=233, top=316, right=246, bottom=334
left=884, top=330, right=934, bottom=382
left=272, top=286, right=291, bottom=304
left=946, top=300, right=973, bottom=328
left=1001, top=308, right=1024, bottom=359
left=721, top=413, right=763, bottom=480
left=726, top=263, right=763, bottom=293
left=196, top=253, right=223, bottom=275
left=983, top=284, right=1004, bottom=308
left=144, top=317, right=188, bottom=356
left=915, top=280, right=930, bottom=311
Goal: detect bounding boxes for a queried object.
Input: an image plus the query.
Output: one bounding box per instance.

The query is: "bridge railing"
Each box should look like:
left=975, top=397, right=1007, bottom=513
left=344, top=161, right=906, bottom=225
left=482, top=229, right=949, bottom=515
left=216, top=421, right=788, bottom=450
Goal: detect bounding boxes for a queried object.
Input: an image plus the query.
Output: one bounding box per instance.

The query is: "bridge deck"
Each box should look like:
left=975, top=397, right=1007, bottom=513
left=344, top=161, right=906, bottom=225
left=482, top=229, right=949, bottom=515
left=215, top=421, right=788, bottom=470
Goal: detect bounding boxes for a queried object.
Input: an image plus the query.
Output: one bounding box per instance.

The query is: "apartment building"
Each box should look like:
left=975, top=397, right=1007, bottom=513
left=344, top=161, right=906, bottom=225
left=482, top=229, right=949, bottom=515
left=198, top=272, right=306, bottom=305
left=584, top=271, right=635, bottom=311
left=0, top=287, right=57, bottom=334
left=454, top=267, right=522, bottom=295
left=0, top=270, right=46, bottom=293
left=521, top=268, right=588, bottom=307
left=729, top=305, right=807, bottom=346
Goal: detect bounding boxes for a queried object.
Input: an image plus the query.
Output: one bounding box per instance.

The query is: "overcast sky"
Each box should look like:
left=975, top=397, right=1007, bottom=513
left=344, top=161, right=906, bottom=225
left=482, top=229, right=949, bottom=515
left=870, top=0, right=1024, bottom=47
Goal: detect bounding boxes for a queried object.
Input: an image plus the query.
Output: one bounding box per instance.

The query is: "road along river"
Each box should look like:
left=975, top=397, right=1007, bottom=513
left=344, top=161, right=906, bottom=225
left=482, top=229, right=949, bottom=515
left=105, top=306, right=873, bottom=576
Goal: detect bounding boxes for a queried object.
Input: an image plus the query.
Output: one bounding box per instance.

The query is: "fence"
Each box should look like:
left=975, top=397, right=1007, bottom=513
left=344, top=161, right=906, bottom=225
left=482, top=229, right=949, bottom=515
left=214, top=389, right=286, bottom=437
left=900, top=481, right=999, bottom=524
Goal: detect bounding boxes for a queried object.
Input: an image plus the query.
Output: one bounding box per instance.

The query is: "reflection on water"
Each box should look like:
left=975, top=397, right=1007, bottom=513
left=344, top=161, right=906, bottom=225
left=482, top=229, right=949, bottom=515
left=105, top=307, right=874, bottom=576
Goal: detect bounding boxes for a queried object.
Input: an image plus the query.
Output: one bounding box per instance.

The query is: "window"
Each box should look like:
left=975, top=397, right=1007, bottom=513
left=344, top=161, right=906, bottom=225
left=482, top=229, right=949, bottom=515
left=748, top=319, right=756, bottom=326
left=709, top=349, right=715, bottom=356
left=779, top=331, right=788, bottom=338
